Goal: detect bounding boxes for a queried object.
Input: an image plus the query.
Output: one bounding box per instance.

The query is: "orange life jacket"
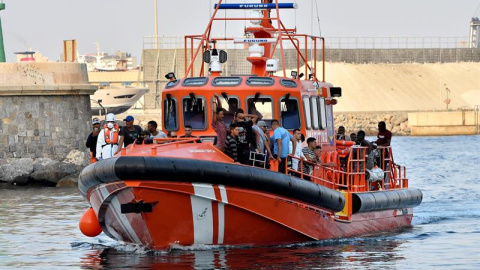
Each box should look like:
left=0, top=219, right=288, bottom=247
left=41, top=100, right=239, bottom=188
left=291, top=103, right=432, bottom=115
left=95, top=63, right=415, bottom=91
left=103, top=124, right=119, bottom=144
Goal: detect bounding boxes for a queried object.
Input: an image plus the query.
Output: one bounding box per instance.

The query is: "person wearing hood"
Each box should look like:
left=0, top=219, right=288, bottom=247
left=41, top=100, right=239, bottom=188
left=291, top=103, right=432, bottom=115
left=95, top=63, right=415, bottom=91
left=96, top=113, right=123, bottom=160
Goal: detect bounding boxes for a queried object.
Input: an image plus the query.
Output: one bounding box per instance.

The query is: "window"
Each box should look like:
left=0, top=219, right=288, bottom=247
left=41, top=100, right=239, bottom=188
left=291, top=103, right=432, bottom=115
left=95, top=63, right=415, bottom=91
left=310, top=97, right=319, bottom=130
left=166, top=80, right=180, bottom=88
left=280, top=79, right=297, bottom=88
left=216, top=95, right=240, bottom=128
left=183, top=96, right=206, bottom=129
left=163, top=98, right=178, bottom=131
left=246, top=77, right=274, bottom=86
left=302, top=96, right=311, bottom=129
left=182, top=77, right=208, bottom=86
left=247, top=96, right=273, bottom=127
left=280, top=97, right=300, bottom=130
left=212, top=77, right=242, bottom=86
left=318, top=97, right=327, bottom=130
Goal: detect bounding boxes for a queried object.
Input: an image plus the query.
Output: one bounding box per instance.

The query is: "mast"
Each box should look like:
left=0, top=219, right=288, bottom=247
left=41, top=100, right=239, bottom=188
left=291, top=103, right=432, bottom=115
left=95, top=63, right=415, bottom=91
left=0, top=1, right=6, bottom=62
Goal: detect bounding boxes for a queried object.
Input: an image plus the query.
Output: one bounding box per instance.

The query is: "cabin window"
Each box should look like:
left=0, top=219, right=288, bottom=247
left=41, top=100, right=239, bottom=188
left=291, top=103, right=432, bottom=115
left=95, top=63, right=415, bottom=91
left=216, top=95, right=240, bottom=128
left=280, top=79, right=297, bottom=88
left=318, top=97, right=327, bottom=130
left=246, top=96, right=273, bottom=128
left=280, top=97, right=300, bottom=130
left=183, top=96, right=206, bottom=129
left=310, top=97, right=319, bottom=130
left=302, top=96, right=311, bottom=130
left=246, top=77, right=274, bottom=86
left=166, top=80, right=180, bottom=88
left=212, top=77, right=242, bottom=86
left=182, top=77, right=208, bottom=86
left=163, top=98, right=178, bottom=131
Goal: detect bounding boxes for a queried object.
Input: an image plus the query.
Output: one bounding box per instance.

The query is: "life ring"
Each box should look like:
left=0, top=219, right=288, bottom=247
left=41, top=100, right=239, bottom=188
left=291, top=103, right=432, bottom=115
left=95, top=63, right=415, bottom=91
left=335, top=140, right=355, bottom=147
left=336, top=148, right=349, bottom=158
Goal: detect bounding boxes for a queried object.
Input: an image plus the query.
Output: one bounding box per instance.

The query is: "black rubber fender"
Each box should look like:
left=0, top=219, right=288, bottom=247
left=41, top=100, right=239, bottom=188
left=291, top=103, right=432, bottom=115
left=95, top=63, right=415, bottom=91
left=352, top=188, right=423, bottom=214
left=79, top=156, right=346, bottom=212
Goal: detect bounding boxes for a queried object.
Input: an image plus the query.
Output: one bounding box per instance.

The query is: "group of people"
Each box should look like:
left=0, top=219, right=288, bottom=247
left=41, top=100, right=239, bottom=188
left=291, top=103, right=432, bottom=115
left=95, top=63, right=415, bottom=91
left=336, top=121, right=392, bottom=151
left=211, top=98, right=334, bottom=174
left=86, top=113, right=186, bottom=161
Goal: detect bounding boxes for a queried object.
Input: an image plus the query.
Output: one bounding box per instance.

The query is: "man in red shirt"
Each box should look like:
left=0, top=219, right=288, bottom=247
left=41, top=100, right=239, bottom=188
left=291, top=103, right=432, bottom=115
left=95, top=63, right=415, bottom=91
left=376, top=121, right=392, bottom=146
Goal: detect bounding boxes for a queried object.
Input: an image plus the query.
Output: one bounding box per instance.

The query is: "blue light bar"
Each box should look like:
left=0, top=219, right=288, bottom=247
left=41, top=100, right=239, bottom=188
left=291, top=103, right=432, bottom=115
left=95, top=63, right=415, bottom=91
left=214, top=3, right=298, bottom=10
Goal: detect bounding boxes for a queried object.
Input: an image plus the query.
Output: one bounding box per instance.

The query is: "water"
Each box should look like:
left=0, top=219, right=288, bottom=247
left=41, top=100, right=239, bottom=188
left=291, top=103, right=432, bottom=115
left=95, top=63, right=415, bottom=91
left=1, top=136, right=479, bottom=269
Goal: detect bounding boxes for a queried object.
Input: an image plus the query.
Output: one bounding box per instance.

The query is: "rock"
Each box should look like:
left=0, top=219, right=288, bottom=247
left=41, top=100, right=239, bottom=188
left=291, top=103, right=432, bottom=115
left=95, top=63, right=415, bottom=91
left=33, top=158, right=59, bottom=171
left=400, top=122, right=408, bottom=131
left=391, top=126, right=400, bottom=134
left=0, top=158, right=34, bottom=184
left=30, top=162, right=77, bottom=185
left=56, top=173, right=79, bottom=187
left=63, top=150, right=89, bottom=167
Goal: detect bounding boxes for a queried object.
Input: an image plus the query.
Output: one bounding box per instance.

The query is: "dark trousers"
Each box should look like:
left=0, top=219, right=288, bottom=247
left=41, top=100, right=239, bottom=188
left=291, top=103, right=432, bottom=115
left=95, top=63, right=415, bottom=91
left=274, top=155, right=286, bottom=173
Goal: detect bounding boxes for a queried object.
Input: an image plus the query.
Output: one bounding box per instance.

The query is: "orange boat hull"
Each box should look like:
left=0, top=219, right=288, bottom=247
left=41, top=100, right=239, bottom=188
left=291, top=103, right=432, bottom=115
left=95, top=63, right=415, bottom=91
left=88, top=181, right=413, bottom=250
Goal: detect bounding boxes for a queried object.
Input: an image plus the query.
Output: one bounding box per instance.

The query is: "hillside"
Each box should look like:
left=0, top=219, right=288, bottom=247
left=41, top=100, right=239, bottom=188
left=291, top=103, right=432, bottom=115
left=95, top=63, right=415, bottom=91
left=315, top=62, right=480, bottom=112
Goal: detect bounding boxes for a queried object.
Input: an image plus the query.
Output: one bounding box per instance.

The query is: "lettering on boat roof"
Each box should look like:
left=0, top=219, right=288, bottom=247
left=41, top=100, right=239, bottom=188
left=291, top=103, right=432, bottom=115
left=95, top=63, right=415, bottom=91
left=280, top=79, right=298, bottom=88
left=212, top=77, right=242, bottom=86
left=246, top=77, right=274, bottom=86
left=166, top=80, right=180, bottom=88
left=182, top=77, right=209, bottom=86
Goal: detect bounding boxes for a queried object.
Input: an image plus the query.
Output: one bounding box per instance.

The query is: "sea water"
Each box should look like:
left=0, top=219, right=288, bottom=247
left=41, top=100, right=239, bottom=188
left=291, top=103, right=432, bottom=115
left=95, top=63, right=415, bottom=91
left=1, top=136, right=479, bottom=269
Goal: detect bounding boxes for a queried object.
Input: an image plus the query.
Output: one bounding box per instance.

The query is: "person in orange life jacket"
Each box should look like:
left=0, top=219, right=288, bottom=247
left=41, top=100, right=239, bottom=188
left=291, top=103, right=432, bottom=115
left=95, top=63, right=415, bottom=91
left=96, top=113, right=123, bottom=160
left=86, top=117, right=101, bottom=159
left=119, top=115, right=142, bottom=147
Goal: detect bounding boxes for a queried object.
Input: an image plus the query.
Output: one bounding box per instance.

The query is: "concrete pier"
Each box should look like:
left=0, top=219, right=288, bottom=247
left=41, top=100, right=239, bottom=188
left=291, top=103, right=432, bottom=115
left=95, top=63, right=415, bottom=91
left=0, top=62, right=97, bottom=185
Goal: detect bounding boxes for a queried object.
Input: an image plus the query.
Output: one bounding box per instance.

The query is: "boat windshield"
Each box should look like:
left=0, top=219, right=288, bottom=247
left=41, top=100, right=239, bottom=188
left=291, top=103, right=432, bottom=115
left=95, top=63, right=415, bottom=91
left=183, top=97, right=206, bottom=129
left=280, top=98, right=301, bottom=129
left=218, top=96, right=239, bottom=128
left=164, top=98, right=178, bottom=131
left=247, top=97, right=273, bottom=128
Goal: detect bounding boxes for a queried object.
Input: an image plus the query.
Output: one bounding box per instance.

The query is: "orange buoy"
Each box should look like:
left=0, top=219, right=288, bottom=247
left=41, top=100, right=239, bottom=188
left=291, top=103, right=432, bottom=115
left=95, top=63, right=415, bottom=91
left=79, top=207, right=102, bottom=237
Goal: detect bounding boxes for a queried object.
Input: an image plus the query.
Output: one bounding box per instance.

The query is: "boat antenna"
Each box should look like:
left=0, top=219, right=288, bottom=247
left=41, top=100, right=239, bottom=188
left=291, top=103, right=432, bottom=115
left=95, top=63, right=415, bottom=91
left=474, top=2, right=480, bottom=17
left=314, top=0, right=322, bottom=37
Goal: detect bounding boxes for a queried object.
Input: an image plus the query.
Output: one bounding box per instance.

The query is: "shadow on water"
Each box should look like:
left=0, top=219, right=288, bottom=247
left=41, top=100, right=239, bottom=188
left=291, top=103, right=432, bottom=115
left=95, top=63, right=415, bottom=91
left=72, top=231, right=411, bottom=270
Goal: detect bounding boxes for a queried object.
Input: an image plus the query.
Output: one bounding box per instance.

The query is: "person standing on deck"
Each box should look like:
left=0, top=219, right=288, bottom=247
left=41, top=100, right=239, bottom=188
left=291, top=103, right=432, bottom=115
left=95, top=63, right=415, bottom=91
left=376, top=121, right=392, bottom=147
left=212, top=96, right=227, bottom=151
left=86, top=117, right=101, bottom=161
left=271, top=119, right=296, bottom=173
left=224, top=123, right=240, bottom=163
left=96, top=113, right=123, bottom=160
left=119, top=115, right=142, bottom=147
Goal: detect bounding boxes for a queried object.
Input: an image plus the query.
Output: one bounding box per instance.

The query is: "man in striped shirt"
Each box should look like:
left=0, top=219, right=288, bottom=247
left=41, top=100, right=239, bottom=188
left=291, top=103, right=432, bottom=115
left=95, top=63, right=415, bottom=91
left=224, top=123, right=240, bottom=163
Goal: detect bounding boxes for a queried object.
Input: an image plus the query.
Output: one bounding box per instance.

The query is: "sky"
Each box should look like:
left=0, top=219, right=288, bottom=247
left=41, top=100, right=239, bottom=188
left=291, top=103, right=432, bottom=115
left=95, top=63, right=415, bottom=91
left=2, top=0, right=479, bottom=62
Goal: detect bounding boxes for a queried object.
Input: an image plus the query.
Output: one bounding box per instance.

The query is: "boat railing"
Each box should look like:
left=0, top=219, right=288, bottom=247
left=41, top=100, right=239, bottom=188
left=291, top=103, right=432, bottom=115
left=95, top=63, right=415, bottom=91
left=287, top=146, right=409, bottom=192
left=120, top=138, right=201, bottom=156
left=183, top=0, right=325, bottom=82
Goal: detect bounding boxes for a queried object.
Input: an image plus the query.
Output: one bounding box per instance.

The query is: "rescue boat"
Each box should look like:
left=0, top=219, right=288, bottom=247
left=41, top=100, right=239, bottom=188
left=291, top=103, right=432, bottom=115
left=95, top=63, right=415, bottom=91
left=78, top=0, right=422, bottom=250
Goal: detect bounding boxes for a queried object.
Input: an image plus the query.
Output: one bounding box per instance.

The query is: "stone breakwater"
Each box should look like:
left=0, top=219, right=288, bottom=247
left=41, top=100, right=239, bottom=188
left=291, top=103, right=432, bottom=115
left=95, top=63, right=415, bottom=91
left=0, top=63, right=96, bottom=187
left=334, top=111, right=410, bottom=136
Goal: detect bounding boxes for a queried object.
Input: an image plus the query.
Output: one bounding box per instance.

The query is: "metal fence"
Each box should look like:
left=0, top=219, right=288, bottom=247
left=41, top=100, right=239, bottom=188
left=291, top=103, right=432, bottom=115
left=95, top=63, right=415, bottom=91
left=144, top=36, right=471, bottom=50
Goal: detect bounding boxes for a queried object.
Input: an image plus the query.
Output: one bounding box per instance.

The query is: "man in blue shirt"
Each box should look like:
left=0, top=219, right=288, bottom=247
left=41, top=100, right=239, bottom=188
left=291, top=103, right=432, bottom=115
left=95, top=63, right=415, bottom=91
left=271, top=119, right=296, bottom=173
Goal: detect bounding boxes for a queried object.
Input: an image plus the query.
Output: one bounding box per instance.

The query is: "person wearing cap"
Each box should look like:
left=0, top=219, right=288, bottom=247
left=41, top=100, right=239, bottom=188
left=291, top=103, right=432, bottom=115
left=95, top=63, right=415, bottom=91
left=86, top=117, right=101, bottom=161
left=119, top=115, right=142, bottom=147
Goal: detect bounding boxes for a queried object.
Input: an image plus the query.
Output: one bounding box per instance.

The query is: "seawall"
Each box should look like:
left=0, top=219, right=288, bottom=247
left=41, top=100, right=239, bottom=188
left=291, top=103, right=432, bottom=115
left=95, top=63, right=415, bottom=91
left=0, top=63, right=97, bottom=186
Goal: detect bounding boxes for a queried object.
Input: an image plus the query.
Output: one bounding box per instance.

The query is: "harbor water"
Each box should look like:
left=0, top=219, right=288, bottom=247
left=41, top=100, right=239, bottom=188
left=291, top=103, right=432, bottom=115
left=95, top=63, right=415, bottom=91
left=1, top=136, right=479, bottom=269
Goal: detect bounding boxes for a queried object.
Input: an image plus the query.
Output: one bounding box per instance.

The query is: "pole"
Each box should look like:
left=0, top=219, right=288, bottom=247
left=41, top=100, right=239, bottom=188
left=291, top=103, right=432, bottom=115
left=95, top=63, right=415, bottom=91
left=154, top=0, right=159, bottom=49
left=0, top=2, right=6, bottom=62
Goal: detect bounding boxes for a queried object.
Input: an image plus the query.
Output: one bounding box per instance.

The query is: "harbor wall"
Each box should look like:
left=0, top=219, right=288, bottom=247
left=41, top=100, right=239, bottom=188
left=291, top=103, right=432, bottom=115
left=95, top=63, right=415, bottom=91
left=0, top=63, right=97, bottom=186
left=408, top=110, right=480, bottom=136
